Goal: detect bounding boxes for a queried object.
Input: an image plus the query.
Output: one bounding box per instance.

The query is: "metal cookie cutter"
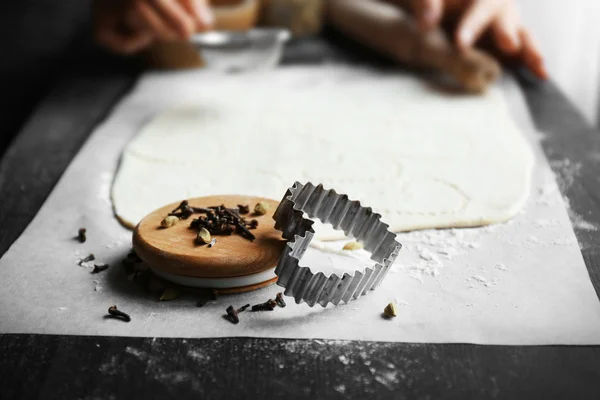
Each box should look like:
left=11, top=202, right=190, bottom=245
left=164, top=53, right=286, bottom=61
left=273, top=182, right=402, bottom=307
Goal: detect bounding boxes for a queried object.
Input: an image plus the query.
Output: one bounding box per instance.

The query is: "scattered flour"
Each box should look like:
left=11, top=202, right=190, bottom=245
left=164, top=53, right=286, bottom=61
left=97, top=171, right=113, bottom=206
left=539, top=160, right=598, bottom=232
left=393, top=298, right=411, bottom=307
left=373, top=370, right=399, bottom=390
left=187, top=349, right=210, bottom=362
left=125, top=346, right=146, bottom=360
left=78, top=261, right=94, bottom=269
left=333, top=384, right=346, bottom=394
left=437, top=247, right=460, bottom=258
left=512, top=234, right=578, bottom=248
left=418, top=248, right=438, bottom=262
left=551, top=238, right=577, bottom=246
left=105, top=238, right=128, bottom=249
left=469, top=275, right=498, bottom=288
left=549, top=159, right=582, bottom=193
left=144, top=312, right=158, bottom=323
left=527, top=235, right=543, bottom=246
left=532, top=130, right=547, bottom=142
left=395, top=227, right=484, bottom=282
left=338, top=355, right=350, bottom=365
left=533, top=219, right=560, bottom=228
left=536, top=181, right=558, bottom=206
left=495, top=263, right=509, bottom=271
left=403, top=260, right=441, bottom=281
left=569, top=211, right=598, bottom=231
left=503, top=229, right=580, bottom=249
left=99, top=355, right=119, bottom=375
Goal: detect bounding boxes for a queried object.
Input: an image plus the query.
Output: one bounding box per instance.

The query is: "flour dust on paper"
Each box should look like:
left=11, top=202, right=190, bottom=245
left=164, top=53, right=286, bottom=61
left=111, top=68, right=534, bottom=240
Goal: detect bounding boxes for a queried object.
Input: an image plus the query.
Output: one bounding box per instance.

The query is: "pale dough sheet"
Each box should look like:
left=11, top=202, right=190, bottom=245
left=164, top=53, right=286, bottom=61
left=112, top=68, right=534, bottom=239
left=0, top=66, right=599, bottom=344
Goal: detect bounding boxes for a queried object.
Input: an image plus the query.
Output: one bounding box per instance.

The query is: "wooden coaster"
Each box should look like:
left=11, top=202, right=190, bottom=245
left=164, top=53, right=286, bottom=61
left=133, top=195, right=286, bottom=291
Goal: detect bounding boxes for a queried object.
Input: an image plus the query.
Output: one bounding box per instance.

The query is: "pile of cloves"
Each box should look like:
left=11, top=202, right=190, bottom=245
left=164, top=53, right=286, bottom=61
left=162, top=200, right=262, bottom=244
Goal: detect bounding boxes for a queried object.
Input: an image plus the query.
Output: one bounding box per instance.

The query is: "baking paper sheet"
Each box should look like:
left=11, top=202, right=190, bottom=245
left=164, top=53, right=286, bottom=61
left=1, top=66, right=600, bottom=344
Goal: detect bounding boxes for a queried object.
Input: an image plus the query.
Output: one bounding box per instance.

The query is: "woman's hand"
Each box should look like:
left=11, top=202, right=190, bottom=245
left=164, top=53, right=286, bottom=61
left=93, top=0, right=214, bottom=54
left=389, top=0, right=547, bottom=79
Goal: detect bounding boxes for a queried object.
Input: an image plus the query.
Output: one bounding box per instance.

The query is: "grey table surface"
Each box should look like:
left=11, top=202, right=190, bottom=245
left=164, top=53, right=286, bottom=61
left=1, top=33, right=600, bottom=399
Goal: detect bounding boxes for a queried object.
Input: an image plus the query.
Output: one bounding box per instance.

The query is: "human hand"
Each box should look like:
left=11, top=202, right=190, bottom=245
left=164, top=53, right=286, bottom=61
left=388, top=0, right=547, bottom=79
left=93, top=0, right=214, bottom=54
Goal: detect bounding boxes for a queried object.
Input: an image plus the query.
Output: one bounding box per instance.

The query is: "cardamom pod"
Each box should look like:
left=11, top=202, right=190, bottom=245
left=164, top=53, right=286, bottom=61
left=383, top=302, right=398, bottom=318
left=254, top=201, right=270, bottom=216
left=196, top=227, right=211, bottom=244
left=161, top=215, right=179, bottom=228
left=343, top=241, right=363, bottom=251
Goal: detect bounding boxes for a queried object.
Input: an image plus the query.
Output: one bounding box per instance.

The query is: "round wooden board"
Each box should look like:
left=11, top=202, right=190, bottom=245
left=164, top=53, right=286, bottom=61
left=133, top=195, right=286, bottom=280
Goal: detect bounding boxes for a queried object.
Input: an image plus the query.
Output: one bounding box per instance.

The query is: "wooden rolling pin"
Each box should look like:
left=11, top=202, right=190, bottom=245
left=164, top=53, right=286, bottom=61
left=327, top=0, right=501, bottom=93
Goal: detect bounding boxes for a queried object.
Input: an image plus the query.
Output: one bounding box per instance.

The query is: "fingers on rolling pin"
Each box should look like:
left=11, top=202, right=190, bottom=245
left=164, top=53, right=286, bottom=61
left=382, top=0, right=444, bottom=31
left=519, top=29, right=548, bottom=80
left=413, top=0, right=444, bottom=31
left=327, top=0, right=501, bottom=93
left=455, top=0, right=504, bottom=50
left=450, top=49, right=502, bottom=93
left=491, top=4, right=521, bottom=55
left=416, top=28, right=501, bottom=93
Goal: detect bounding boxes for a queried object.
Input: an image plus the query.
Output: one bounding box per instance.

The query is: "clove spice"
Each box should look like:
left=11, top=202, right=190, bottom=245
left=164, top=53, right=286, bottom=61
left=251, top=299, right=277, bottom=312
left=196, top=299, right=208, bottom=307
left=253, top=201, right=270, bottom=216
left=383, top=302, right=398, bottom=318
left=92, top=263, right=109, bottom=274
left=77, top=228, right=87, bottom=243
left=107, top=305, right=131, bottom=322
left=165, top=201, right=261, bottom=244
left=275, top=292, right=286, bottom=308
left=226, top=304, right=250, bottom=324
left=161, top=215, right=179, bottom=228
left=78, top=254, right=95, bottom=266
left=235, top=221, right=256, bottom=241
left=169, top=200, right=195, bottom=219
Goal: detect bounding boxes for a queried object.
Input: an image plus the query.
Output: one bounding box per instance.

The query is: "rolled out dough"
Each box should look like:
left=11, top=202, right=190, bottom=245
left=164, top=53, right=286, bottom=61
left=111, top=68, right=534, bottom=240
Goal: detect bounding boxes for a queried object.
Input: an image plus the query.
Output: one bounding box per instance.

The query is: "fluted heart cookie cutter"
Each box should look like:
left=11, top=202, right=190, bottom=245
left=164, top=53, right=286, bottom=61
left=273, top=182, right=402, bottom=307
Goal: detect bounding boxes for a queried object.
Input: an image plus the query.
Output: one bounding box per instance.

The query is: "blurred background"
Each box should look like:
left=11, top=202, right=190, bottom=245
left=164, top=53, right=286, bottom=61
left=1, top=0, right=599, bottom=157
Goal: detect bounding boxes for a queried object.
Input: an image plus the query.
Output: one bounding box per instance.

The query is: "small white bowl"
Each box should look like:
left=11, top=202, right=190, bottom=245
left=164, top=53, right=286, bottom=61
left=190, top=28, right=291, bottom=72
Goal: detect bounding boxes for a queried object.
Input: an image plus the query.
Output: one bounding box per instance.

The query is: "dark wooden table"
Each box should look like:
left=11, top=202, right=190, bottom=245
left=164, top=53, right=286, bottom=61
left=1, top=35, right=600, bottom=399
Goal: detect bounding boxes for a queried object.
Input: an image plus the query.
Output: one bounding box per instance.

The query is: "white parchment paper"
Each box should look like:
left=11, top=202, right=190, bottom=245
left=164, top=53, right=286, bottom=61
left=1, top=66, right=600, bottom=344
